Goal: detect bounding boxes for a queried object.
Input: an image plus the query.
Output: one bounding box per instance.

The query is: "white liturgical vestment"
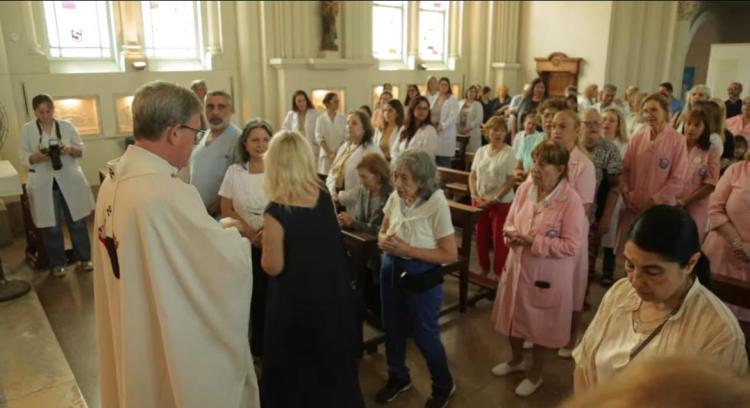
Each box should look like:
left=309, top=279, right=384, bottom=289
left=93, top=145, right=258, bottom=408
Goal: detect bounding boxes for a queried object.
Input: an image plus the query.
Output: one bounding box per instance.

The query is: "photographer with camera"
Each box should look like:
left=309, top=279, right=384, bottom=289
left=20, top=94, right=95, bottom=278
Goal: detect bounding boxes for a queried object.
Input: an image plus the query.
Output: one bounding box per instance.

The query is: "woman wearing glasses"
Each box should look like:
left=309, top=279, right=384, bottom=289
left=219, top=118, right=273, bottom=360
left=20, top=94, right=95, bottom=278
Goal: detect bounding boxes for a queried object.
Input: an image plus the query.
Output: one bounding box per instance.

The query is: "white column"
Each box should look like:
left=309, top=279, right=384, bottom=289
left=490, top=1, right=522, bottom=92
left=205, top=1, right=222, bottom=54
left=118, top=1, right=145, bottom=71
left=23, top=1, right=44, bottom=56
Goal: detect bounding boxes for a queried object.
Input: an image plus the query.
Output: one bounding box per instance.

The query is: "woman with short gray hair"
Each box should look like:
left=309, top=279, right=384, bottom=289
left=375, top=149, right=458, bottom=407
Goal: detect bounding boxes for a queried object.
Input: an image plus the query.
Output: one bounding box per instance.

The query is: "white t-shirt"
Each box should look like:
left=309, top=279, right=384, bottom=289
left=383, top=190, right=454, bottom=250
left=470, top=144, right=516, bottom=202
left=218, top=163, right=267, bottom=230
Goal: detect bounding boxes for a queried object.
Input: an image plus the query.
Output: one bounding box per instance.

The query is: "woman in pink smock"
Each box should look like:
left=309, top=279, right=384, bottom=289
left=551, top=110, right=596, bottom=356
left=702, top=155, right=750, bottom=334
left=676, top=109, right=720, bottom=243
left=617, top=94, right=688, bottom=255
left=726, top=96, right=750, bottom=139
left=491, top=140, right=586, bottom=397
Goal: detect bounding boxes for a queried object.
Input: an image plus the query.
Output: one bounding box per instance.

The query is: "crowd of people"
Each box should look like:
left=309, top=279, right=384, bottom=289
left=22, top=74, right=749, bottom=407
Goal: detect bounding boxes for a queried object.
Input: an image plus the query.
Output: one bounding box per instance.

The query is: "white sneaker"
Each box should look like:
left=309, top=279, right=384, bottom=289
left=491, top=360, right=527, bottom=377
left=558, top=347, right=573, bottom=359
left=523, top=341, right=534, bottom=350
left=51, top=267, right=66, bottom=278
left=79, top=261, right=93, bottom=272
left=515, top=377, right=543, bottom=397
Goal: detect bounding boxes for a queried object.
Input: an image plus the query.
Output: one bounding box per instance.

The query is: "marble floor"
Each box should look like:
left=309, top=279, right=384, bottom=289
left=0, top=226, right=613, bottom=408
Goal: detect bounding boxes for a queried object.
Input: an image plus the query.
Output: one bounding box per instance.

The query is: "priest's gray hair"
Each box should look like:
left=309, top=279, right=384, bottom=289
left=132, top=80, right=204, bottom=141
left=392, top=150, right=438, bottom=201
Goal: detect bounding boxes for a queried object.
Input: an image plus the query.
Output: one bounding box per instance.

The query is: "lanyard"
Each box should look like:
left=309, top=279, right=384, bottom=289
left=629, top=305, right=679, bottom=360
left=35, top=119, right=62, bottom=149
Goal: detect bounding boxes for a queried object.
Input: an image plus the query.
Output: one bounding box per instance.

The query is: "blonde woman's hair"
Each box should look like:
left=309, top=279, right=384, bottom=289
left=677, top=84, right=712, bottom=128
left=710, top=97, right=727, bottom=140
left=481, top=115, right=509, bottom=143
left=264, top=130, right=322, bottom=203
left=602, top=107, right=628, bottom=144
left=555, top=109, right=582, bottom=148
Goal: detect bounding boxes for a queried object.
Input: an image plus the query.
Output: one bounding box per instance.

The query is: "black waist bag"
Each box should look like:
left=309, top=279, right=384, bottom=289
left=398, top=265, right=444, bottom=293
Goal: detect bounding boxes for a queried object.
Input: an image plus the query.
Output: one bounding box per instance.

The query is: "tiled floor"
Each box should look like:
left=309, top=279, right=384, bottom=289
left=0, top=227, right=613, bottom=408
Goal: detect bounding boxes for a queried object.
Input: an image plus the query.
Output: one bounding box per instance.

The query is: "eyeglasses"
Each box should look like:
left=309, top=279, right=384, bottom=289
left=180, top=124, right=209, bottom=144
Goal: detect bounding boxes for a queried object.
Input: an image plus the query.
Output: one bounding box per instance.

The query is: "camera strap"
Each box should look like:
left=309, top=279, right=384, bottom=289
left=36, top=119, right=62, bottom=148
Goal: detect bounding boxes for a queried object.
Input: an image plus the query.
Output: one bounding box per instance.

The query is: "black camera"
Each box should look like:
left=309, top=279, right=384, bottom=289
left=47, top=139, right=63, bottom=171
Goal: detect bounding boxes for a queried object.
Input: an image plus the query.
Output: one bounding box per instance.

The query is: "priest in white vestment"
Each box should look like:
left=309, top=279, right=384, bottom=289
left=93, top=80, right=259, bottom=408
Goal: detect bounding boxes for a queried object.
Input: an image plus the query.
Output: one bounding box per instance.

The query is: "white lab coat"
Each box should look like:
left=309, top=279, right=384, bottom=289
left=93, top=145, right=259, bottom=408
left=325, top=142, right=383, bottom=211
left=390, top=125, right=438, bottom=164
left=282, top=109, right=321, bottom=160
left=19, top=119, right=94, bottom=228
left=457, top=99, right=484, bottom=153
left=435, top=96, right=459, bottom=157
left=315, top=111, right=347, bottom=175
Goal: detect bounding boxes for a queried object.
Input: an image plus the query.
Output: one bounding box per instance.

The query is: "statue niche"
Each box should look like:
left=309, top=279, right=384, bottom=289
left=321, top=1, right=339, bottom=51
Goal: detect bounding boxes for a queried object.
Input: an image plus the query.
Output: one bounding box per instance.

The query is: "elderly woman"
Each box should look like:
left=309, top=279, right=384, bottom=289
left=391, top=96, right=437, bottom=163
left=338, top=152, right=393, bottom=235
left=20, top=94, right=95, bottom=277
left=580, top=108, right=624, bottom=288
left=578, top=84, right=598, bottom=111
left=326, top=110, right=382, bottom=211
left=315, top=92, right=347, bottom=179
left=617, top=94, right=688, bottom=255
left=261, top=131, right=363, bottom=407
left=375, top=150, right=457, bottom=407
left=281, top=90, right=320, bottom=160
left=458, top=85, right=485, bottom=153
left=374, top=99, right=404, bottom=162
left=218, top=118, right=273, bottom=358
left=676, top=109, right=720, bottom=243
left=573, top=205, right=748, bottom=393
left=491, top=140, right=586, bottom=397
left=433, top=77, right=460, bottom=167
left=470, top=116, right=516, bottom=276
left=702, top=151, right=750, bottom=335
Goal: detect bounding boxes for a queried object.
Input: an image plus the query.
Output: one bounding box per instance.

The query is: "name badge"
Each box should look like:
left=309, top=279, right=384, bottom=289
left=698, top=166, right=708, bottom=177
left=546, top=226, right=560, bottom=238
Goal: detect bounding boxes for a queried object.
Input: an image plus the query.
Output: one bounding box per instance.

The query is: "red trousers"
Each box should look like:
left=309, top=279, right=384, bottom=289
left=472, top=200, right=511, bottom=276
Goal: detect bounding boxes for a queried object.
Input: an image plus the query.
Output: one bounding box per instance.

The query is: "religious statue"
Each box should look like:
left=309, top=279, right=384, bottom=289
left=321, top=1, right=339, bottom=51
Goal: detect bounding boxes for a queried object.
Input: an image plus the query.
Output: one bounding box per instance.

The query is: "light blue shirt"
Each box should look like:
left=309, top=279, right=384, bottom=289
left=515, top=131, right=545, bottom=171
left=190, top=123, right=241, bottom=206
left=669, top=97, right=683, bottom=116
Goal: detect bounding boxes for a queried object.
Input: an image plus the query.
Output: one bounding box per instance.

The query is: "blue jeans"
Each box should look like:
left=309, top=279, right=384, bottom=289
left=380, top=255, right=453, bottom=394
left=435, top=156, right=452, bottom=168
left=40, top=188, right=91, bottom=268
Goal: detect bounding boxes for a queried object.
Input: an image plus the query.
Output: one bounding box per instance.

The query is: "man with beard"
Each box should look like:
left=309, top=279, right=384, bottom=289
left=190, top=90, right=241, bottom=217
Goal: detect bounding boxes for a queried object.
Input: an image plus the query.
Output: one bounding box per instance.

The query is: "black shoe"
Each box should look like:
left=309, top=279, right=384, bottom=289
left=425, top=384, right=456, bottom=408
left=375, top=377, right=412, bottom=404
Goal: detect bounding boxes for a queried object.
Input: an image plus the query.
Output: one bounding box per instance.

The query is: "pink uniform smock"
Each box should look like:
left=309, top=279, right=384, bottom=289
left=568, top=146, right=597, bottom=311
left=680, top=145, right=720, bottom=242
left=702, top=160, right=750, bottom=321
left=617, top=126, right=688, bottom=254
left=492, top=178, right=586, bottom=348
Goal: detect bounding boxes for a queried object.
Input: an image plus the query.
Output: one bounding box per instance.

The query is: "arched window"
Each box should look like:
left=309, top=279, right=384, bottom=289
left=418, top=1, right=449, bottom=62
left=372, top=1, right=407, bottom=62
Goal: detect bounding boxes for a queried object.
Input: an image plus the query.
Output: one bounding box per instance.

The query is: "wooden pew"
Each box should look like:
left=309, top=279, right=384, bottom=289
left=712, top=274, right=750, bottom=309
left=340, top=229, right=383, bottom=353
left=465, top=152, right=475, bottom=171
left=437, top=166, right=470, bottom=202
left=711, top=274, right=750, bottom=359
left=440, top=201, right=490, bottom=314
left=452, top=135, right=471, bottom=169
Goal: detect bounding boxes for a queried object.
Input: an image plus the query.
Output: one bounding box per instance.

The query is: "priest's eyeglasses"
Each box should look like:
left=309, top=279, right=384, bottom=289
left=180, top=124, right=209, bottom=144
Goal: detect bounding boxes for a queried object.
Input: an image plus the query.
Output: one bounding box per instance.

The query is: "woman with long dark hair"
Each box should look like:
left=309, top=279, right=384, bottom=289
left=573, top=205, right=747, bottom=394
left=390, top=96, right=437, bottom=163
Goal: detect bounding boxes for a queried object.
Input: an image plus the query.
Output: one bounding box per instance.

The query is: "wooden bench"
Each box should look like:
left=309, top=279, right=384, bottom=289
left=440, top=201, right=491, bottom=315
left=465, top=152, right=475, bottom=171
left=437, top=167, right=470, bottom=202
left=340, top=229, right=383, bottom=353
left=711, top=274, right=750, bottom=359
left=452, top=135, right=471, bottom=169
